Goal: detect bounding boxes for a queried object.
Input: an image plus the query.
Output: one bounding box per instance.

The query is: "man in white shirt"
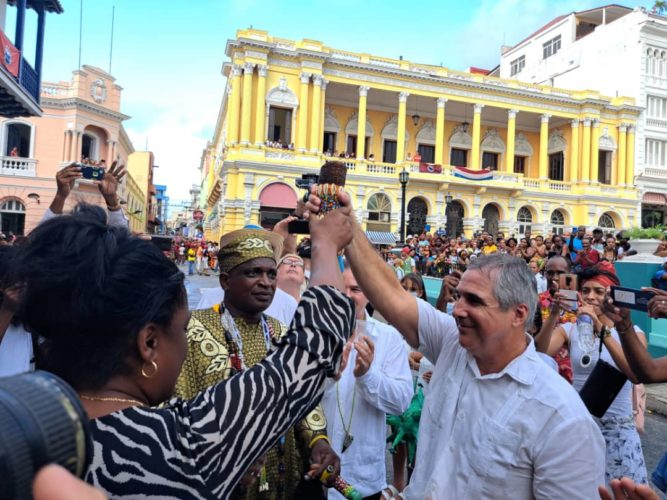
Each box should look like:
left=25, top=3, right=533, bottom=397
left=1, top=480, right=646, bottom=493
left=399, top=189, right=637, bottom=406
left=306, top=189, right=606, bottom=499
left=528, top=260, right=548, bottom=294
left=320, top=266, right=412, bottom=499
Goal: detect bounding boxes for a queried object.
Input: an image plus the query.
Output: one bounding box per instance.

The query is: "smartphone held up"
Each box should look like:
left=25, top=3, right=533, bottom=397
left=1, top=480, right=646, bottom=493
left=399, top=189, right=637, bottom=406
left=558, top=273, right=579, bottom=311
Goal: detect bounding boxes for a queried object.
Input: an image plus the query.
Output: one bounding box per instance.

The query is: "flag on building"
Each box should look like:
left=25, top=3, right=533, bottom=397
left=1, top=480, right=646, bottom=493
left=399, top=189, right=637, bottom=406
left=0, top=31, right=19, bottom=77
left=453, top=165, right=493, bottom=181
left=418, top=163, right=442, bottom=174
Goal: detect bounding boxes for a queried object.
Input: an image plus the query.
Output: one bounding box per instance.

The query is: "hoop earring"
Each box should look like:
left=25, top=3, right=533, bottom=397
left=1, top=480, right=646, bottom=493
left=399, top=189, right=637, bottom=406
left=141, top=360, right=158, bottom=379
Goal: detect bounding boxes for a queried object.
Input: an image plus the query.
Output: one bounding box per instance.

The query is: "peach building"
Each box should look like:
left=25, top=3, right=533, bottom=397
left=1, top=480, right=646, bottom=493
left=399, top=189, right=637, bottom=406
left=0, top=65, right=144, bottom=235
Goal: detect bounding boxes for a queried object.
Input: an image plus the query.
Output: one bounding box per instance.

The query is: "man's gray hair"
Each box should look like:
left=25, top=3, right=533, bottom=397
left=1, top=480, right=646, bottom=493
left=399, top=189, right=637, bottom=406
left=467, top=253, right=537, bottom=327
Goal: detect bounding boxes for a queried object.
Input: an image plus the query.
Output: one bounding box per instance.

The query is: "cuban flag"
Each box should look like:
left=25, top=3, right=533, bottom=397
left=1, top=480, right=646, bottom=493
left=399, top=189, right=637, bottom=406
left=453, top=165, right=493, bottom=181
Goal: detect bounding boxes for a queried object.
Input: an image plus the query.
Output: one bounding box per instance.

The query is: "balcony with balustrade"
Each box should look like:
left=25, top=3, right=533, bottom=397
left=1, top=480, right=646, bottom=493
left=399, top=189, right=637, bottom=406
left=0, top=1, right=64, bottom=117
left=0, top=155, right=36, bottom=176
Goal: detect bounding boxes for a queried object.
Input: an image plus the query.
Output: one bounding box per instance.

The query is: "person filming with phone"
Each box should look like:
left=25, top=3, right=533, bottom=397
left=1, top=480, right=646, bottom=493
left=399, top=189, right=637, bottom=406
left=535, top=261, right=648, bottom=487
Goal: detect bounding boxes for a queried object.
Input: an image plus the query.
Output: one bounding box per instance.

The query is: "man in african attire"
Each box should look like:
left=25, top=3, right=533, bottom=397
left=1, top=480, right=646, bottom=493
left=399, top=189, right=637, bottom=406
left=175, top=228, right=339, bottom=500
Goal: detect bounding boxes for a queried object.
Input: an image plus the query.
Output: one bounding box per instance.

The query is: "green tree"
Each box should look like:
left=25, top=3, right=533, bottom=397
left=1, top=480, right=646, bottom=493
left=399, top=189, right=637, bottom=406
left=654, top=1, right=667, bottom=15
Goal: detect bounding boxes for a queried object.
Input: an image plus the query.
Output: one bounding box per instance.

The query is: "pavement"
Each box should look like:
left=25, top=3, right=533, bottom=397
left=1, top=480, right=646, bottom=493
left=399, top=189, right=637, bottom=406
left=648, top=384, right=667, bottom=417
left=179, top=264, right=219, bottom=310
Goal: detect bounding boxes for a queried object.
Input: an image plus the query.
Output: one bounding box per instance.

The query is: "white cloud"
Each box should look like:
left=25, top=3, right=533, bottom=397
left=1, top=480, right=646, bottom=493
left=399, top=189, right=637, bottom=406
left=126, top=111, right=209, bottom=201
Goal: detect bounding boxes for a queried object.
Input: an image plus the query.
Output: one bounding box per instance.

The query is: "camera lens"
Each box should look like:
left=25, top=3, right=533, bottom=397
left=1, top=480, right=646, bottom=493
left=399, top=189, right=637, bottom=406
left=0, top=371, right=91, bottom=500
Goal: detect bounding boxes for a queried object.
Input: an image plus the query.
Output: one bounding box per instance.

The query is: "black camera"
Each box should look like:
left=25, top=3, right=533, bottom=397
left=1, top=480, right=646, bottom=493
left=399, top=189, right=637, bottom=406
left=294, top=173, right=319, bottom=190
left=0, top=371, right=91, bottom=499
left=289, top=174, right=320, bottom=234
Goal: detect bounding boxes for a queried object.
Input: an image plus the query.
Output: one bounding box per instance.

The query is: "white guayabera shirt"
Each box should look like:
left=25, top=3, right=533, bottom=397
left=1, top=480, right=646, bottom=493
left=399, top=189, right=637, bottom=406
left=404, top=300, right=606, bottom=500
left=320, top=315, right=413, bottom=499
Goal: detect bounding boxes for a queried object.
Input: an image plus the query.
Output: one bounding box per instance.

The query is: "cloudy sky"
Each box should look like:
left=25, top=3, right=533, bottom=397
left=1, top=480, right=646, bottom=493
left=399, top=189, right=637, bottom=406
left=10, top=0, right=653, bottom=204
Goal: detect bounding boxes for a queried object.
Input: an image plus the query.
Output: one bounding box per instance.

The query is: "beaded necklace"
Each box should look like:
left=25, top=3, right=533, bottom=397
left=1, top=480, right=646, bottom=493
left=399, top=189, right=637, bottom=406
left=218, top=303, right=273, bottom=372
left=215, top=302, right=284, bottom=496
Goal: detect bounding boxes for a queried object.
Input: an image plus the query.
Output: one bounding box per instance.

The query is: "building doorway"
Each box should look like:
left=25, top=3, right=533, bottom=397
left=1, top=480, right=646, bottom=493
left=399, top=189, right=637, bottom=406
left=482, top=204, right=500, bottom=236
left=407, top=197, right=428, bottom=236
left=446, top=201, right=464, bottom=237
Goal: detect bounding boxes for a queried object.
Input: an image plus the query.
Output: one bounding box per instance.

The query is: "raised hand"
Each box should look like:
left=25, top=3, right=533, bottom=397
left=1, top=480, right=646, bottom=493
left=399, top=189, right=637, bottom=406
left=309, top=197, right=353, bottom=252
left=96, top=160, right=126, bottom=207
left=353, top=336, right=375, bottom=377
left=55, top=163, right=82, bottom=200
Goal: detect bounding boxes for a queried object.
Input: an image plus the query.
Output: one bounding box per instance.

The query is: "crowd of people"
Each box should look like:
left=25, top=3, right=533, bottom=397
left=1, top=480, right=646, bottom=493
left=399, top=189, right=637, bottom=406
left=171, top=239, right=220, bottom=275
left=4, top=161, right=667, bottom=499
left=382, top=225, right=643, bottom=280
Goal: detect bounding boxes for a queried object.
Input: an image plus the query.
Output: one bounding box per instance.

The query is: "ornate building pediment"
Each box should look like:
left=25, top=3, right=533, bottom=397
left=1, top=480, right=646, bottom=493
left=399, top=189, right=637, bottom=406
left=548, top=129, right=566, bottom=154
left=515, top=132, right=533, bottom=156
left=416, top=120, right=436, bottom=144
left=481, top=128, right=505, bottom=153
left=324, top=106, right=340, bottom=132
left=381, top=114, right=408, bottom=141
left=345, top=111, right=374, bottom=136
left=599, top=127, right=617, bottom=151
left=450, top=123, right=472, bottom=149
left=266, top=76, right=298, bottom=107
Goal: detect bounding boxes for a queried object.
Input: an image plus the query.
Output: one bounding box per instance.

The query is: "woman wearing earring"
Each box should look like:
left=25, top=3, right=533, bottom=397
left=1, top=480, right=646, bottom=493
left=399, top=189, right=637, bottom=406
left=12, top=203, right=355, bottom=499
left=535, top=262, right=648, bottom=487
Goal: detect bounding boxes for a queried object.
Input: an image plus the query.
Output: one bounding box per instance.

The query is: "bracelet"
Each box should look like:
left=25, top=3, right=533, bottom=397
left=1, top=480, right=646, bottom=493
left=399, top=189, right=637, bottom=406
left=308, top=434, right=330, bottom=449
left=598, top=326, right=611, bottom=341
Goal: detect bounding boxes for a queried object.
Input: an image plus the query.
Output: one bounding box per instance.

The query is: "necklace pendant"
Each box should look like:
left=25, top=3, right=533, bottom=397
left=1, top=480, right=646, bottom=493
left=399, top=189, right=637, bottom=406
left=342, top=432, right=354, bottom=453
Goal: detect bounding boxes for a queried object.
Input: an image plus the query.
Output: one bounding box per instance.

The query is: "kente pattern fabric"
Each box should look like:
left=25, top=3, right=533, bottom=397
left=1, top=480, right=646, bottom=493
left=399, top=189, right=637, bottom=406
left=84, top=286, right=353, bottom=499
left=174, top=305, right=328, bottom=499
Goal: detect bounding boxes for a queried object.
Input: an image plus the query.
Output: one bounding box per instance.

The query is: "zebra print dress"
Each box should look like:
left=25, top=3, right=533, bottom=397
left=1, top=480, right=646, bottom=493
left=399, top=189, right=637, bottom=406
left=85, top=286, right=354, bottom=499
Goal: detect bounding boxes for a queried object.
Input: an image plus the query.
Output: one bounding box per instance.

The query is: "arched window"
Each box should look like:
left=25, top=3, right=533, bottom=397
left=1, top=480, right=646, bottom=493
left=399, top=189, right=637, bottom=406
left=517, top=207, right=533, bottom=236
left=0, top=198, right=25, bottom=235
left=550, top=209, right=565, bottom=235
left=598, top=213, right=615, bottom=229
left=367, top=193, right=391, bottom=232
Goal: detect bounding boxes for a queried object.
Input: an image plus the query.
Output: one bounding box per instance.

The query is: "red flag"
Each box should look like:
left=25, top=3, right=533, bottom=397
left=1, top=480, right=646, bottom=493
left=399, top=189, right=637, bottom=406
left=0, top=31, right=19, bottom=77
left=418, top=162, right=442, bottom=174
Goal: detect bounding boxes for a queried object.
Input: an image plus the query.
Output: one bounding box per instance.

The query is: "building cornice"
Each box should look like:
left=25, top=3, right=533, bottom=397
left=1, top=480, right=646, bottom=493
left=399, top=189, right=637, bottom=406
left=40, top=97, right=131, bottom=121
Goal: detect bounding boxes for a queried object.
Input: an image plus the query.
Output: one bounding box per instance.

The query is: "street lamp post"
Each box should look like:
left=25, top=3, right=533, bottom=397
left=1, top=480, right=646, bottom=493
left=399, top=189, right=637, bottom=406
left=399, top=168, right=410, bottom=242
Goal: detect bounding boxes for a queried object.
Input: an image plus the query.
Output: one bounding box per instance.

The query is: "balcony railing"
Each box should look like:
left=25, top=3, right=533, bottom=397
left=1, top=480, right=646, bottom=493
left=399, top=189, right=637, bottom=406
left=644, top=167, right=667, bottom=178
left=0, top=156, right=36, bottom=176
left=366, top=162, right=396, bottom=175
left=646, top=118, right=667, bottom=129
left=19, top=58, right=39, bottom=104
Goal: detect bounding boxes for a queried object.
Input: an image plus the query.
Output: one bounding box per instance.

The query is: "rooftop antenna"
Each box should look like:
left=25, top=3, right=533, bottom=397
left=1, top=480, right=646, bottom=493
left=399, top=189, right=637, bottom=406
left=108, top=5, right=115, bottom=74
left=77, top=0, right=83, bottom=68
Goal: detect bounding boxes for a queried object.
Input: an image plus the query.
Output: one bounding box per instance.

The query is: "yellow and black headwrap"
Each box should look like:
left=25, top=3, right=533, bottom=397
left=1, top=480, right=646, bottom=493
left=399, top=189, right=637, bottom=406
left=218, top=228, right=283, bottom=273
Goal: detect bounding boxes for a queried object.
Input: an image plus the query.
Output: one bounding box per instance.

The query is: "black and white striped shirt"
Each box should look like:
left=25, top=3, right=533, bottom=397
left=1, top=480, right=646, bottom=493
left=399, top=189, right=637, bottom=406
left=85, top=286, right=353, bottom=499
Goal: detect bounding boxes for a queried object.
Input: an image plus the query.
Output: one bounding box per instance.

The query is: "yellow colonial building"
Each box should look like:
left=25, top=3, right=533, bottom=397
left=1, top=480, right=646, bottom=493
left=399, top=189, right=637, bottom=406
left=201, top=29, right=642, bottom=241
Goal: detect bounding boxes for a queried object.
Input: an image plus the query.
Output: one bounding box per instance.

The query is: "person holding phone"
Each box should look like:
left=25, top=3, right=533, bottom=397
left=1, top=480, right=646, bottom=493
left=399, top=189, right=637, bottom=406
left=43, top=161, right=128, bottom=228
left=535, top=262, right=648, bottom=486
left=605, top=287, right=667, bottom=383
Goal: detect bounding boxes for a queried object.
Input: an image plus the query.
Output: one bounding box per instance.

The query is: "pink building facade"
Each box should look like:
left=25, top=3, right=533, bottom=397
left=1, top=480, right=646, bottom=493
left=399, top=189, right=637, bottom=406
left=0, top=65, right=135, bottom=235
